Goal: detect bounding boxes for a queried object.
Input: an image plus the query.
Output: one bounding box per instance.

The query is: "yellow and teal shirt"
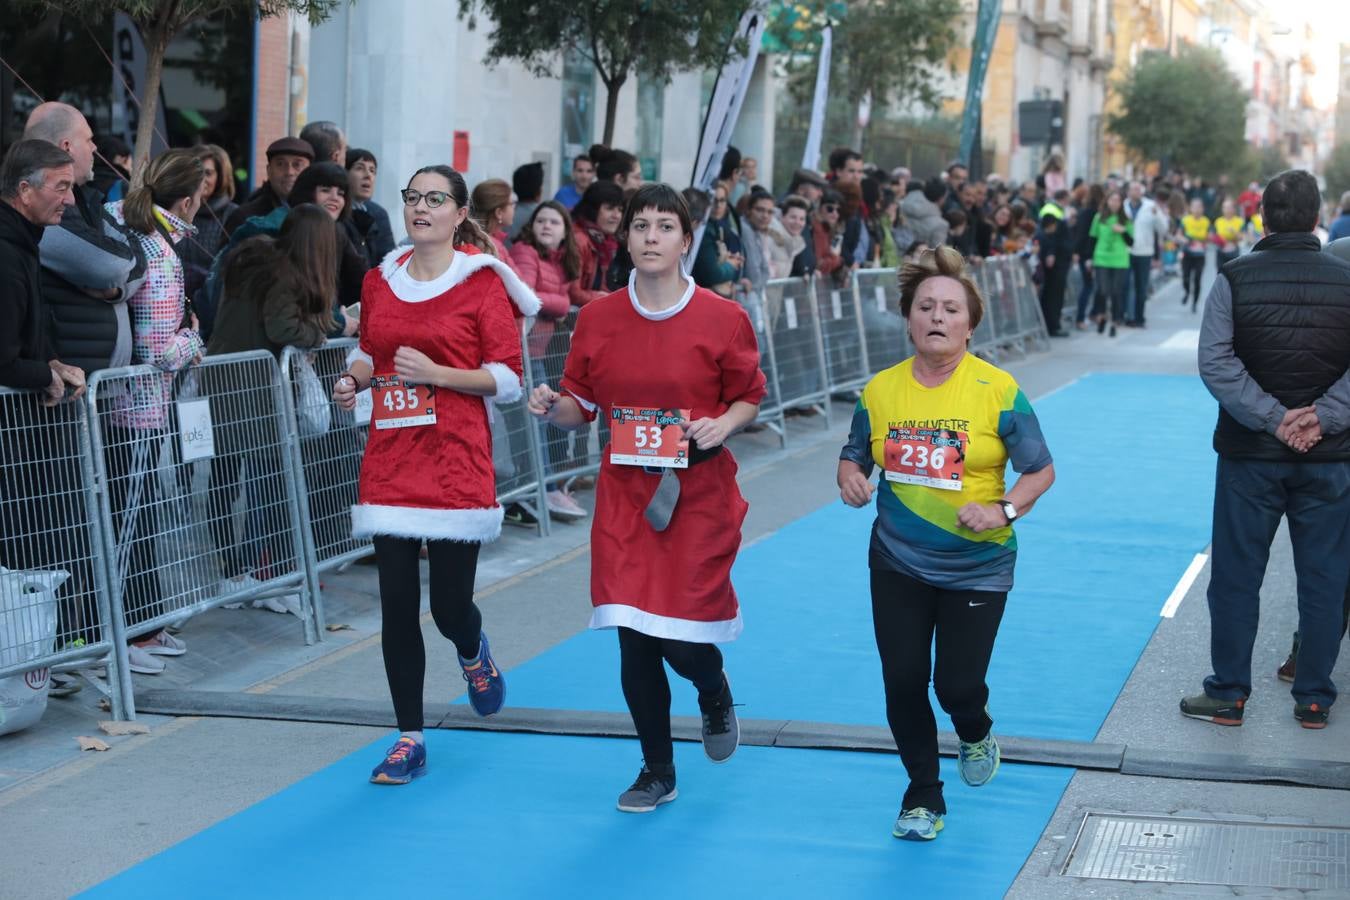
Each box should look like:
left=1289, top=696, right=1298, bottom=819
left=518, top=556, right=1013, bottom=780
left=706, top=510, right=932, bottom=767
left=840, top=353, right=1053, bottom=591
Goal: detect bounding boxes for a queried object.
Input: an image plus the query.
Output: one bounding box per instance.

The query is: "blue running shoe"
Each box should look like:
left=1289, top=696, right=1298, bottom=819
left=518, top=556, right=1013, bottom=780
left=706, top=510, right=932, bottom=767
left=958, top=732, right=1001, bottom=787
left=460, top=633, right=505, bottom=717
left=370, top=736, right=426, bottom=785
left=893, top=807, right=944, bottom=841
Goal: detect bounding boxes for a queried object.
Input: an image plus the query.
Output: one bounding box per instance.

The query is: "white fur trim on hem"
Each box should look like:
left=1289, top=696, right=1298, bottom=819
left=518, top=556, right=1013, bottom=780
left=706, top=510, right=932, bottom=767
left=482, top=361, right=521, bottom=403
left=589, top=604, right=742, bottom=643
left=352, top=503, right=503, bottom=543
left=378, top=247, right=542, bottom=318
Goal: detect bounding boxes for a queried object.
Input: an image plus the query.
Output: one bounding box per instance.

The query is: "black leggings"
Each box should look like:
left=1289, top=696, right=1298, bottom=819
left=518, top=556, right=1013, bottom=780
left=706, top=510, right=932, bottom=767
left=618, top=627, right=725, bottom=766
left=375, top=536, right=483, bottom=732
left=1182, top=254, right=1205, bottom=304
left=871, top=566, right=1007, bottom=814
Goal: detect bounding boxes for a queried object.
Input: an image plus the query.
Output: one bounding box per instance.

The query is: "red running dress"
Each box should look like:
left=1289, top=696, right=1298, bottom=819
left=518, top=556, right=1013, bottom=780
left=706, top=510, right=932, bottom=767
left=350, top=246, right=539, bottom=543
left=561, top=276, right=767, bottom=642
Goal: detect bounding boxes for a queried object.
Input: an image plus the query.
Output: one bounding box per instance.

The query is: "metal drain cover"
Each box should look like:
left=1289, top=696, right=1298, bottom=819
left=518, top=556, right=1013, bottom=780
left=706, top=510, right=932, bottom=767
left=1063, top=813, right=1350, bottom=890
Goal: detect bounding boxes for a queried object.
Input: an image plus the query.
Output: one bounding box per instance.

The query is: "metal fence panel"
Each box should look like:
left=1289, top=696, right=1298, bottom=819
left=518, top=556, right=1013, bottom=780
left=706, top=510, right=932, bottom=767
left=86, top=352, right=318, bottom=684
left=528, top=309, right=605, bottom=485
left=0, top=387, right=127, bottom=718
left=811, top=277, right=869, bottom=393
left=763, top=277, right=830, bottom=417
left=854, top=269, right=909, bottom=374
left=735, top=290, right=788, bottom=443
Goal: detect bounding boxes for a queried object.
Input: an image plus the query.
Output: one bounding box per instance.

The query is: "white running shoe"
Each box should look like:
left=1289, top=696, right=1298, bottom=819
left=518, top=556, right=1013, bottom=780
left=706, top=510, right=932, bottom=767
left=252, top=593, right=305, bottom=618
left=135, top=631, right=186, bottom=657
left=126, top=644, right=166, bottom=675
left=546, top=490, right=588, bottom=520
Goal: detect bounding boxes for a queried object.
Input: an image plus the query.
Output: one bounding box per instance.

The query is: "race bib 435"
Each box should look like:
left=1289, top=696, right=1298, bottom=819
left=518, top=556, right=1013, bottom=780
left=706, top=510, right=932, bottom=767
left=371, top=374, right=436, bottom=430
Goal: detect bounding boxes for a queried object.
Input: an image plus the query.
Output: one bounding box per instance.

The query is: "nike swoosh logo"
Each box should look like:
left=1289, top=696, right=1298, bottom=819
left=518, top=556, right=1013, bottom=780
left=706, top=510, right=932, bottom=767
left=969, top=601, right=987, bottom=607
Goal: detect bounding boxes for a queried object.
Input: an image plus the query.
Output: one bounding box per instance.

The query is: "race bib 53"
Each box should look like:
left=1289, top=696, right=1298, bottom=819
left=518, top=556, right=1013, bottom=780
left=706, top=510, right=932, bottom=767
left=609, top=405, right=690, bottom=468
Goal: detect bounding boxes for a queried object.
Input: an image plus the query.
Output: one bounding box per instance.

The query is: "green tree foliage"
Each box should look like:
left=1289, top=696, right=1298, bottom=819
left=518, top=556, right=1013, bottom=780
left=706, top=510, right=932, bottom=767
left=1108, top=45, right=1248, bottom=178
left=770, top=0, right=961, bottom=150
left=1325, top=143, right=1350, bottom=202
left=458, top=0, right=752, bottom=147
left=12, top=1, right=346, bottom=182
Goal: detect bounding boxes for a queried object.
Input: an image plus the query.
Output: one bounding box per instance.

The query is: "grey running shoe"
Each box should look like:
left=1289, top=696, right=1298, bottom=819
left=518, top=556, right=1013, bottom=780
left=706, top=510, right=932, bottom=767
left=893, top=806, right=944, bottom=841
left=957, top=732, right=1000, bottom=787
left=698, top=674, right=739, bottom=763
left=616, top=764, right=677, bottom=813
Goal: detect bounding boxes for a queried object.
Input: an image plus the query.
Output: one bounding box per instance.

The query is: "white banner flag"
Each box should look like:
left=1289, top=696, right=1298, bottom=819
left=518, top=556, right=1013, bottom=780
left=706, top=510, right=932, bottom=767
left=685, top=3, right=770, bottom=271
left=801, top=26, right=832, bottom=171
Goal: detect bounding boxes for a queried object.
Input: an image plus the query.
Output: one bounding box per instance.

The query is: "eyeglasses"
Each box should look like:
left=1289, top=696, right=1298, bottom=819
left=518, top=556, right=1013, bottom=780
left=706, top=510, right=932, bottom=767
left=821, top=204, right=839, bottom=213
left=401, top=189, right=451, bottom=208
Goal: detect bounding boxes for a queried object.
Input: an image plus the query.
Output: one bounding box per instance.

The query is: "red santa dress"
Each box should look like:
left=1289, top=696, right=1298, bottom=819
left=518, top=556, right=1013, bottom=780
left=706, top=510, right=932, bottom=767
left=560, top=272, right=767, bottom=643
left=350, top=245, right=540, bottom=542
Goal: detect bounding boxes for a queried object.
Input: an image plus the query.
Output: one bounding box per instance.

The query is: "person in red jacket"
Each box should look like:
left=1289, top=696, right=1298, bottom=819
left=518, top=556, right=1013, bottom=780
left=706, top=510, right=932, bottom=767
left=570, top=181, right=625, bottom=307
left=331, top=164, right=541, bottom=785
left=813, top=187, right=845, bottom=278
left=510, top=201, right=587, bottom=520
left=528, top=183, right=767, bottom=813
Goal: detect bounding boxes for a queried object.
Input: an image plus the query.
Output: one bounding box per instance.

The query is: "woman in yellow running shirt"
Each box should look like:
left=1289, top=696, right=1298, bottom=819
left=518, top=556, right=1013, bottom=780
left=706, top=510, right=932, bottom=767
left=1178, top=198, right=1211, bottom=311
left=1213, top=200, right=1244, bottom=269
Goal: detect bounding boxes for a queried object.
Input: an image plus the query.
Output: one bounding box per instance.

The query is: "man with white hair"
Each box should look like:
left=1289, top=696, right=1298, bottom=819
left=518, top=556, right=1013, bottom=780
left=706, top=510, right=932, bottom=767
left=22, top=102, right=141, bottom=375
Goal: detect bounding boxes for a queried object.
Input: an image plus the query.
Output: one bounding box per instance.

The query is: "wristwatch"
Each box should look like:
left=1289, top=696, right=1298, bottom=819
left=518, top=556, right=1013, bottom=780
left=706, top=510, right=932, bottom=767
left=997, top=500, right=1018, bottom=524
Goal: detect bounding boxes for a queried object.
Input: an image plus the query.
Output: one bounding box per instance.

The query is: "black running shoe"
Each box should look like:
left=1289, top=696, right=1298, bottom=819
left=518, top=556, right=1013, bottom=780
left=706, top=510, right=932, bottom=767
left=697, top=674, right=739, bottom=763
left=1179, top=693, right=1245, bottom=726
left=503, top=503, right=538, bottom=528
left=1294, top=703, right=1329, bottom=729
left=617, top=764, right=677, bottom=813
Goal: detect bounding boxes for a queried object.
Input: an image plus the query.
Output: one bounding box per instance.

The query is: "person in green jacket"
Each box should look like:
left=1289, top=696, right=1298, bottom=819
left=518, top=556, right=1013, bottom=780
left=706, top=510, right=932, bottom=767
left=1089, top=189, right=1133, bottom=336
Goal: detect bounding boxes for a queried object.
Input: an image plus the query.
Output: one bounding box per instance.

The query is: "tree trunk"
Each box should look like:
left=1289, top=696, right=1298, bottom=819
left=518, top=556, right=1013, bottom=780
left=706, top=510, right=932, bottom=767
left=601, top=73, right=626, bottom=147
left=130, top=23, right=173, bottom=189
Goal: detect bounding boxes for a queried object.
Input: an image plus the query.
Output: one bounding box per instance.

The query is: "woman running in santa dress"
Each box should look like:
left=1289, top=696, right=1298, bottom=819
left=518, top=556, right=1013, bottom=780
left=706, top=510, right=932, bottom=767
left=528, top=183, right=766, bottom=812
left=332, top=164, right=540, bottom=785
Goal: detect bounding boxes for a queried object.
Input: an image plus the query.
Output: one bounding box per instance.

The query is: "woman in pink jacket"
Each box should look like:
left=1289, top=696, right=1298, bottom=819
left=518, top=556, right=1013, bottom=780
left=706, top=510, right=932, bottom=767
left=510, top=201, right=585, bottom=520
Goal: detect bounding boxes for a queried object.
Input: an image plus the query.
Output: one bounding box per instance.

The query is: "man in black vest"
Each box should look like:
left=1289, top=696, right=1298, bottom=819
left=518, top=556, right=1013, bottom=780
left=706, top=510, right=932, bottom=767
left=1183, top=169, right=1350, bottom=730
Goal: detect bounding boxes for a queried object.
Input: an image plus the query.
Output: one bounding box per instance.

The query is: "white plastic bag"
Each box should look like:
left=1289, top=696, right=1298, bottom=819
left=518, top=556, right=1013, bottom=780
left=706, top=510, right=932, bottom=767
left=294, top=353, right=332, bottom=438
left=0, top=566, right=67, bottom=736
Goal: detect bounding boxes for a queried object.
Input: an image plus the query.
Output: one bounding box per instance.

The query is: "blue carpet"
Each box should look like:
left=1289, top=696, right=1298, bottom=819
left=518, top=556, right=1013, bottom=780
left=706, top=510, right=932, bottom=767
left=493, top=373, right=1216, bottom=742
left=82, top=730, right=1072, bottom=900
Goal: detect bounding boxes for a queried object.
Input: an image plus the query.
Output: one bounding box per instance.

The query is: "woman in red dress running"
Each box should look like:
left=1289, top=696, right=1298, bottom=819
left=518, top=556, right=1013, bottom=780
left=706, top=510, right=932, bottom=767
left=332, top=164, right=540, bottom=784
left=528, top=183, right=766, bottom=812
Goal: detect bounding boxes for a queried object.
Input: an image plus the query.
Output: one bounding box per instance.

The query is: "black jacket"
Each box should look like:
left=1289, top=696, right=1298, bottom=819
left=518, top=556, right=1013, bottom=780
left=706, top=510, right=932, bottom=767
left=0, top=201, right=54, bottom=389
left=224, top=184, right=285, bottom=236
left=39, top=183, right=141, bottom=374
left=349, top=200, right=396, bottom=269
left=1215, top=231, right=1350, bottom=461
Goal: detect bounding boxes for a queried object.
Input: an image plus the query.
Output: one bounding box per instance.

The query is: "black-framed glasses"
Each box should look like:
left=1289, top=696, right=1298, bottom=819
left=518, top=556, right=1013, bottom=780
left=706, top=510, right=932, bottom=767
left=821, top=204, right=840, bottom=213
left=401, top=189, right=451, bottom=208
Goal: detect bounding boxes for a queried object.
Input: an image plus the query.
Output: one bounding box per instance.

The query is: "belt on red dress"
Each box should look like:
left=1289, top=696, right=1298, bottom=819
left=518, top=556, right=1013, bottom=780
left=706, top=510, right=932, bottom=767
left=642, top=442, right=722, bottom=531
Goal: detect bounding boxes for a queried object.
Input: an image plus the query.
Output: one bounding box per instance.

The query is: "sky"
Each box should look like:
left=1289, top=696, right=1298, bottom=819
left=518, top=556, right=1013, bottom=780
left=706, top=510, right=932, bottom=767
left=1269, top=0, right=1349, bottom=109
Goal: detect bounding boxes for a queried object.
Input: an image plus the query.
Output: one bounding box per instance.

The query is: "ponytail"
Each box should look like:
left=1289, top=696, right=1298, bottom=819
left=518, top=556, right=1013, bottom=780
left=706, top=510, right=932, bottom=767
left=456, top=215, right=497, bottom=256
left=121, top=148, right=204, bottom=235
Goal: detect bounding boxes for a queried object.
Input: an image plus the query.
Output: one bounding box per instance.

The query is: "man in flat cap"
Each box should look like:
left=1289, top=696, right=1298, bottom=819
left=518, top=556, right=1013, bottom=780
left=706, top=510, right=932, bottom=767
left=224, top=137, right=313, bottom=235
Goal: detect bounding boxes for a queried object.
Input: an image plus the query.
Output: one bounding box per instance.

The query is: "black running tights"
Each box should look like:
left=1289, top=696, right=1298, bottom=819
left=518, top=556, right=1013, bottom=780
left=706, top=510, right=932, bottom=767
left=375, top=536, right=483, bottom=732
left=618, top=627, right=724, bottom=766
left=1182, top=254, right=1205, bottom=304
left=871, top=565, right=1007, bottom=814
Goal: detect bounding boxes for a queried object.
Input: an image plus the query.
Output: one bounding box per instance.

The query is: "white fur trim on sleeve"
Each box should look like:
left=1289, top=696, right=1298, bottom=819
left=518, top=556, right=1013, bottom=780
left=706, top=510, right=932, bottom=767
left=482, top=362, right=521, bottom=404
left=352, top=503, right=503, bottom=543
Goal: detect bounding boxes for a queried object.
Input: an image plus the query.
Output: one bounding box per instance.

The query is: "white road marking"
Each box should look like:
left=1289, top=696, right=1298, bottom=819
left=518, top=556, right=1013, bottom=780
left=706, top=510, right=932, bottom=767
left=1160, top=553, right=1209, bottom=618
left=1159, top=330, right=1200, bottom=351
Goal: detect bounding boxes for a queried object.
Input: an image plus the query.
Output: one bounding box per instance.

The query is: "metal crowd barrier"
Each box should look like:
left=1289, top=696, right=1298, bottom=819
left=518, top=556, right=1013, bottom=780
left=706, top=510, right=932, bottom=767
left=0, top=387, right=125, bottom=719
left=1, top=263, right=1049, bottom=721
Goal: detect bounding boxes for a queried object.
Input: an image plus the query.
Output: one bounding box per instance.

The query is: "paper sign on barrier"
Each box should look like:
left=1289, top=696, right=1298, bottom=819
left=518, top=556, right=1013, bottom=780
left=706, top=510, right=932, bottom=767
left=176, top=398, right=215, bottom=461
left=830, top=290, right=843, bottom=320
left=875, top=285, right=887, bottom=312
left=353, top=390, right=373, bottom=427
left=784, top=296, right=798, bottom=330
left=994, top=269, right=1004, bottom=293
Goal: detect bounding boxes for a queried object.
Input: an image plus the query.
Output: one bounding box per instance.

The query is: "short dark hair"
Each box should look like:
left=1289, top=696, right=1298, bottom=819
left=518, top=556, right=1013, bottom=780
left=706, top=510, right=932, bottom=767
left=345, top=147, right=377, bottom=170
left=681, top=186, right=710, bottom=223
left=589, top=144, right=639, bottom=183
left=718, top=146, right=742, bottom=182
left=572, top=154, right=592, bottom=168
left=95, top=134, right=131, bottom=161
left=288, top=161, right=350, bottom=219
left=512, top=162, right=545, bottom=202
left=1260, top=169, right=1320, bottom=234
left=946, top=161, right=968, bottom=176
left=746, top=187, right=776, bottom=211
left=923, top=177, right=946, bottom=204
left=780, top=194, right=811, bottom=216
left=828, top=147, right=862, bottom=172
left=0, top=139, right=74, bottom=199
left=573, top=180, right=626, bottom=222
left=943, top=208, right=967, bottom=228
left=621, top=183, right=693, bottom=250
